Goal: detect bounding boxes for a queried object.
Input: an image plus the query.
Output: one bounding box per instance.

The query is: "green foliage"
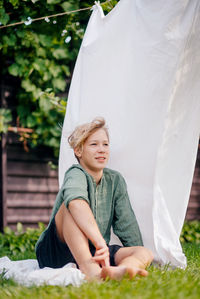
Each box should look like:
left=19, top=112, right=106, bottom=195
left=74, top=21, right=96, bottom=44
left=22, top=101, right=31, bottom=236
left=180, top=220, right=200, bottom=244
left=0, top=220, right=199, bottom=259
left=0, top=0, right=119, bottom=159
left=0, top=222, right=46, bottom=256
left=0, top=108, right=12, bottom=134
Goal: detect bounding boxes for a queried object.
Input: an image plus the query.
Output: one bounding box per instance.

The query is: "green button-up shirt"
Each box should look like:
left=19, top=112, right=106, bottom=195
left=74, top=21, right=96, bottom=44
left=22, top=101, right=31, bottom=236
left=36, top=164, right=143, bottom=249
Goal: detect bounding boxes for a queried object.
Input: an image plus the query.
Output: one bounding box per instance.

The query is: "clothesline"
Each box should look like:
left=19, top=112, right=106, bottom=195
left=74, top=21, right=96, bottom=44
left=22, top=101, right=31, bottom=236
left=0, top=0, right=112, bottom=30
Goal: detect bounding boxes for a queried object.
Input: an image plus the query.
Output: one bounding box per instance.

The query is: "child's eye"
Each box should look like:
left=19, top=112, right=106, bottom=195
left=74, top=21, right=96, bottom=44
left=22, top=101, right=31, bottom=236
left=104, top=143, right=109, bottom=146
left=90, top=143, right=97, bottom=146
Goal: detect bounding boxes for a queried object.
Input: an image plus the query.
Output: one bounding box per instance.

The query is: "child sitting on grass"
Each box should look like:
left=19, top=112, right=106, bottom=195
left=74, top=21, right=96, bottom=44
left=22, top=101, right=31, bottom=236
left=36, top=117, right=153, bottom=280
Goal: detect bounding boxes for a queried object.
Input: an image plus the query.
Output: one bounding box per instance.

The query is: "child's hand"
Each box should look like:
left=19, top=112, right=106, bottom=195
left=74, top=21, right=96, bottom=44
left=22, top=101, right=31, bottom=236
left=92, top=244, right=110, bottom=267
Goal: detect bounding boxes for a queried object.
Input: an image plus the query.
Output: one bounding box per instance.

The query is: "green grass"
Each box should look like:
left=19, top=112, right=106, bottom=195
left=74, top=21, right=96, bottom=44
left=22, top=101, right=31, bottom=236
left=0, top=243, right=200, bottom=299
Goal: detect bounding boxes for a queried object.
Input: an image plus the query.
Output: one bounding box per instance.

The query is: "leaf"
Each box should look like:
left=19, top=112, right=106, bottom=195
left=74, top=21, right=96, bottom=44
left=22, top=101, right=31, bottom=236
left=27, top=115, right=37, bottom=127
left=50, top=126, right=61, bottom=137
left=33, top=58, right=46, bottom=73
left=8, top=63, right=20, bottom=76
left=47, top=137, right=59, bottom=147
left=43, top=72, right=52, bottom=81
left=47, top=0, right=61, bottom=4
left=16, top=30, right=25, bottom=38
left=21, top=80, right=41, bottom=99
left=38, top=222, right=46, bottom=231
left=19, top=244, right=26, bottom=253
left=49, top=64, right=61, bottom=77
left=52, top=78, right=66, bottom=91
left=45, top=88, right=53, bottom=93
left=36, top=47, right=46, bottom=58
left=38, top=34, right=52, bottom=47
left=9, top=0, right=20, bottom=8
left=61, top=2, right=79, bottom=11
left=39, top=96, right=52, bottom=113
left=52, top=48, right=68, bottom=60
left=0, top=108, right=12, bottom=133
left=21, top=80, right=36, bottom=93
left=0, top=8, right=10, bottom=25
left=4, top=226, right=13, bottom=235
left=10, top=244, right=17, bottom=251
left=61, top=65, right=70, bottom=76
left=3, top=34, right=17, bottom=47
left=0, top=108, right=12, bottom=122
left=17, top=222, right=23, bottom=234
left=15, top=55, right=29, bottom=66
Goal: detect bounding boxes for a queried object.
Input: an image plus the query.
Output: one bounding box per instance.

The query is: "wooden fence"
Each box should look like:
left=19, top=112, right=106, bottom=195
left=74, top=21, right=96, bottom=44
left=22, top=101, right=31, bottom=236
left=186, top=147, right=200, bottom=220
left=1, top=133, right=58, bottom=230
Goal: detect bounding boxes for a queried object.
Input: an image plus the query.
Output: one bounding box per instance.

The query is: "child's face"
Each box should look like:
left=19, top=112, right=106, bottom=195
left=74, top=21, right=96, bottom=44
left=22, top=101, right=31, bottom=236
left=75, top=128, right=110, bottom=174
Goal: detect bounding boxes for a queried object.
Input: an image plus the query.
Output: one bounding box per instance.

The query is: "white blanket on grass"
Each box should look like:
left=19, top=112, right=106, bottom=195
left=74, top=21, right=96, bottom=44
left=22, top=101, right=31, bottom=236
left=0, top=256, right=85, bottom=287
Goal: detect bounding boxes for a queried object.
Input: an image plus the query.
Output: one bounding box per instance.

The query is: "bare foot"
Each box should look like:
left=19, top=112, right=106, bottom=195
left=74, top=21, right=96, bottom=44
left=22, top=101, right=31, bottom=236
left=79, top=260, right=102, bottom=281
left=101, top=265, right=148, bottom=280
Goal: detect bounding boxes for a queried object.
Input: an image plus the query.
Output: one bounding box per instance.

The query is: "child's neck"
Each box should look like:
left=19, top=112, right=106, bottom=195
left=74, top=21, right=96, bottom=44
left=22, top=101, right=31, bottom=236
left=91, top=171, right=103, bottom=185
left=80, top=163, right=103, bottom=184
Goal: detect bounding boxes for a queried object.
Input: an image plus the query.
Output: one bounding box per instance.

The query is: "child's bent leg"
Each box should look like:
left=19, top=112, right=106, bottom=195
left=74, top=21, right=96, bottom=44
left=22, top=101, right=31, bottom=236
left=101, top=246, right=153, bottom=280
left=55, top=202, right=101, bottom=279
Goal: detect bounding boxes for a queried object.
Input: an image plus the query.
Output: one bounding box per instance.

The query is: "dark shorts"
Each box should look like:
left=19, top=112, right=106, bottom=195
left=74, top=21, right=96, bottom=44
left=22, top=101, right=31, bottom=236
left=36, top=217, right=122, bottom=269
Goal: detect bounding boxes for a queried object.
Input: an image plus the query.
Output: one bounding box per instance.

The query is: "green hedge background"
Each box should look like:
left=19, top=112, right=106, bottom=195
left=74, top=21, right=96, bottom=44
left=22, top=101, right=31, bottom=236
left=0, top=0, right=118, bottom=159
left=0, top=221, right=199, bottom=257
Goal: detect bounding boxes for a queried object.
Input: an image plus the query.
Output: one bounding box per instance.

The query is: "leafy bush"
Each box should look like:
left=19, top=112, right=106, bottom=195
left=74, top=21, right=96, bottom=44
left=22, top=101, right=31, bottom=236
left=0, top=109, right=12, bottom=134
left=180, top=220, right=200, bottom=244
left=0, top=222, right=46, bottom=256
left=0, top=220, right=199, bottom=258
left=0, top=0, right=118, bottom=158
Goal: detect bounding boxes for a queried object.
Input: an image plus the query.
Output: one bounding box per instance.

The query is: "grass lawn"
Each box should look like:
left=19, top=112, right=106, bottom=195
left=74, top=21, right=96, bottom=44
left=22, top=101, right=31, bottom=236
left=0, top=243, right=200, bottom=299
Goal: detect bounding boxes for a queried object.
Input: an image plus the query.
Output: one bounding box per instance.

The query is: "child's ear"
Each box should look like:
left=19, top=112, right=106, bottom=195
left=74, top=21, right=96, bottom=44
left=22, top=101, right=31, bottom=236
left=74, top=147, right=82, bottom=158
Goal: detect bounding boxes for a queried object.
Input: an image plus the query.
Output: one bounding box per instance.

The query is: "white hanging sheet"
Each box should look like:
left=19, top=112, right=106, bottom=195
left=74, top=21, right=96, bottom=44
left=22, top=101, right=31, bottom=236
left=59, top=0, right=200, bottom=268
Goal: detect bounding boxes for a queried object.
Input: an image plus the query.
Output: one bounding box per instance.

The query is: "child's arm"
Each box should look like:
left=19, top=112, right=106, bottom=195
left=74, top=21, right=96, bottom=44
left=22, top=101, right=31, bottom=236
left=68, top=199, right=110, bottom=267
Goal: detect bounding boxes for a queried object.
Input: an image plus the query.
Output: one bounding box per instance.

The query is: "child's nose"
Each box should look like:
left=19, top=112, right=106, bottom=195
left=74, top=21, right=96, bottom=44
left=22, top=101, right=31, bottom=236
left=98, top=144, right=105, bottom=152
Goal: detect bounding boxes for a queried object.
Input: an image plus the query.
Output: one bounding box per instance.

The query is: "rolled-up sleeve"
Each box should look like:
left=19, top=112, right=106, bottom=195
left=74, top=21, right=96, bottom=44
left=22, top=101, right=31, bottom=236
left=112, top=175, right=143, bottom=247
left=62, top=168, right=89, bottom=208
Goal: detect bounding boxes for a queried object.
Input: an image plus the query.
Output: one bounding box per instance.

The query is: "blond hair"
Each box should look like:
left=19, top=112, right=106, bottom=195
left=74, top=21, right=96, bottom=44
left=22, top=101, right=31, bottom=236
left=68, top=117, right=109, bottom=153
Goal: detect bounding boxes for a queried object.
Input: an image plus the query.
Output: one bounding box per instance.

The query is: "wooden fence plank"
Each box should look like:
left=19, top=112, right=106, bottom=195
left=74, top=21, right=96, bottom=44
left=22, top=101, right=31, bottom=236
left=186, top=150, right=200, bottom=220
left=0, top=134, right=7, bottom=231
left=7, top=161, right=57, bottom=178
left=7, top=215, right=50, bottom=224
left=7, top=176, right=58, bottom=193
left=7, top=199, right=54, bottom=208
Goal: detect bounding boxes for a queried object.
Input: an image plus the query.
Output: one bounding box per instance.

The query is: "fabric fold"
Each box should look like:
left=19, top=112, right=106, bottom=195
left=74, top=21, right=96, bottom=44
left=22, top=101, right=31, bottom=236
left=0, top=256, right=85, bottom=287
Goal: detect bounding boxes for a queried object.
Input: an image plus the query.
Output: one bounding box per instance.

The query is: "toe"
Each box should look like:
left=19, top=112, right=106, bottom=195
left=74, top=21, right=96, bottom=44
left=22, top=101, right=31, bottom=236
left=138, top=269, right=148, bottom=277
